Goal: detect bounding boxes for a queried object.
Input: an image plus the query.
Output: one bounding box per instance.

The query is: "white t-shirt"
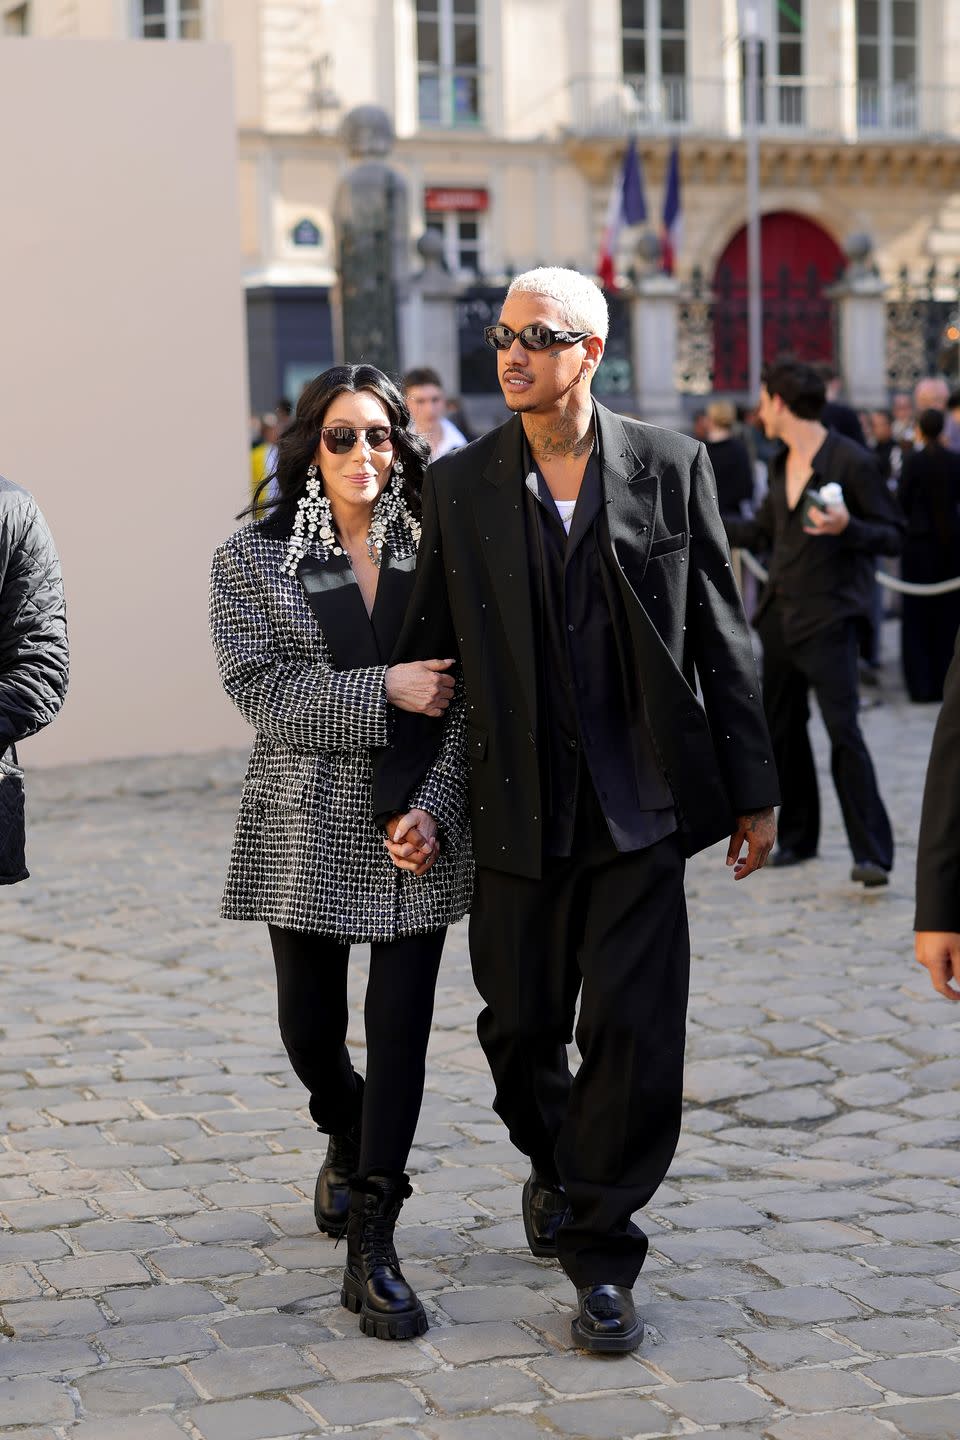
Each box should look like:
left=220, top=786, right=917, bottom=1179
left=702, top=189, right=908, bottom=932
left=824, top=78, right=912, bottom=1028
left=555, top=499, right=576, bottom=534
left=431, top=415, right=467, bottom=460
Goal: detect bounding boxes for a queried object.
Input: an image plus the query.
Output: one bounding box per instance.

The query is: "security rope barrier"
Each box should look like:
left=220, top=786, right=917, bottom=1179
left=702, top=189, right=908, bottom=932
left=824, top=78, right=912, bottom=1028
left=736, top=549, right=960, bottom=596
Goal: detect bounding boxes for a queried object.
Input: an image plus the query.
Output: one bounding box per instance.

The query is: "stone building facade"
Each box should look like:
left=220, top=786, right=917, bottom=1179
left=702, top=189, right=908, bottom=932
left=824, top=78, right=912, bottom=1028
left=6, top=0, right=960, bottom=410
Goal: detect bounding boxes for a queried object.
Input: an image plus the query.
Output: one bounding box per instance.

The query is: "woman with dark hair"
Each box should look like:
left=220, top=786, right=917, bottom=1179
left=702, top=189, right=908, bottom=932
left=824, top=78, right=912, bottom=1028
left=899, top=407, right=960, bottom=702
left=210, top=364, right=473, bottom=1341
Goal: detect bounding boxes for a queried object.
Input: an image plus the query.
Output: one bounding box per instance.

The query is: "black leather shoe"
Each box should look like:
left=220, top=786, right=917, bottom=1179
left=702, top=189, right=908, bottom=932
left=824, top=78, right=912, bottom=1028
left=771, top=848, right=817, bottom=868
left=851, top=861, right=889, bottom=887
left=522, top=1169, right=570, bottom=1259
left=571, top=1284, right=643, bottom=1353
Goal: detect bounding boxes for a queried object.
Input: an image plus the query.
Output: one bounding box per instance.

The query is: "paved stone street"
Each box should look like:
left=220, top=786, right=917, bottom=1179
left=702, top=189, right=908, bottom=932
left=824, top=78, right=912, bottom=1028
left=1, top=683, right=959, bottom=1440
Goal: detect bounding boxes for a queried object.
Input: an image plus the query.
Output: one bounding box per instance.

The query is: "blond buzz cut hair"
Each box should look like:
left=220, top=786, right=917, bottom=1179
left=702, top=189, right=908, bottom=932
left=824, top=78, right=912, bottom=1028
left=506, top=266, right=609, bottom=344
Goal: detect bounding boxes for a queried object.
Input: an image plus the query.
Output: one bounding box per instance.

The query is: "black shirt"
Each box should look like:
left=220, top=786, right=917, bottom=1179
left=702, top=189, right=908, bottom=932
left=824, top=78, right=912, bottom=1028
left=871, top=438, right=901, bottom=488
left=821, top=401, right=867, bottom=447
left=705, top=436, right=754, bottom=517
left=522, top=437, right=675, bottom=857
left=725, top=429, right=904, bottom=646
left=898, top=444, right=960, bottom=566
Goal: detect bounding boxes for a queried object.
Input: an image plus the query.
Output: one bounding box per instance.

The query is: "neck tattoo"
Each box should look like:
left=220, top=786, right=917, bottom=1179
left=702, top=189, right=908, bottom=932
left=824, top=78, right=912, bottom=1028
left=529, top=418, right=594, bottom=462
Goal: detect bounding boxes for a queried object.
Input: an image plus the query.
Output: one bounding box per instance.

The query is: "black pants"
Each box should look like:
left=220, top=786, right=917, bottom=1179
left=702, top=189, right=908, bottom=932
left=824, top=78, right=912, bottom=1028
left=901, top=541, right=960, bottom=702
left=268, top=925, right=445, bottom=1177
left=759, top=606, right=893, bottom=869
left=469, top=782, right=689, bottom=1288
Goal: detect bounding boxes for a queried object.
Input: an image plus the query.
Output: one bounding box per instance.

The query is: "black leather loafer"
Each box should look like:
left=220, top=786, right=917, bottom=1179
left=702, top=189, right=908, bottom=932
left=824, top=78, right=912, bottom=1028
left=851, top=861, right=889, bottom=887
left=521, top=1169, right=570, bottom=1258
left=771, top=848, right=817, bottom=868
left=571, top=1284, right=643, bottom=1353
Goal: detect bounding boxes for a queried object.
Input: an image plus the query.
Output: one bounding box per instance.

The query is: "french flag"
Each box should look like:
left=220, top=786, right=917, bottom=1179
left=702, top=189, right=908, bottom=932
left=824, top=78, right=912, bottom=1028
left=661, top=141, right=682, bottom=275
left=597, top=137, right=647, bottom=292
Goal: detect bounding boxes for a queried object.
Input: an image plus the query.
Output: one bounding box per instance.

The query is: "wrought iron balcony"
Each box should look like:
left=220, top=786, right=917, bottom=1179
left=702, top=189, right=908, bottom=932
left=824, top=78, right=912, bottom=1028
left=566, top=75, right=960, bottom=141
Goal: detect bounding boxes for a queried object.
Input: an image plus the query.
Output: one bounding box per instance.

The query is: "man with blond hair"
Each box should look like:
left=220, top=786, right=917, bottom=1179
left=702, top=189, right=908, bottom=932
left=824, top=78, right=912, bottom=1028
left=376, top=267, right=779, bottom=1352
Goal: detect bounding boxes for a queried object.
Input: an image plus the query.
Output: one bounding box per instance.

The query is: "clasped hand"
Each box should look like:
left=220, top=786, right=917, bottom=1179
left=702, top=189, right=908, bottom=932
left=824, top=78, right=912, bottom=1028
left=385, top=659, right=456, bottom=717
left=384, top=808, right=440, bottom=876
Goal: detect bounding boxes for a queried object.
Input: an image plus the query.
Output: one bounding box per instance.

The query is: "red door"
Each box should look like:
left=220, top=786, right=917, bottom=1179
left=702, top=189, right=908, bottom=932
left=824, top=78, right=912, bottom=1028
left=712, top=212, right=846, bottom=393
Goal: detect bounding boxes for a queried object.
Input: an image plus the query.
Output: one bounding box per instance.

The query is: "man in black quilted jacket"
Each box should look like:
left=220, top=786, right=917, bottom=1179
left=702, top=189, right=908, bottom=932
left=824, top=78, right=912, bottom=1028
left=0, top=476, right=69, bottom=749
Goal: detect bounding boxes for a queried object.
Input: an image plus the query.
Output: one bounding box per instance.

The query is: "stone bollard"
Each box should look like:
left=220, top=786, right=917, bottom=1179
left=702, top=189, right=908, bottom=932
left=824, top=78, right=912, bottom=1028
left=630, top=271, right=685, bottom=430
left=333, top=105, right=410, bottom=375
left=827, top=234, right=888, bottom=410
left=401, top=232, right=460, bottom=386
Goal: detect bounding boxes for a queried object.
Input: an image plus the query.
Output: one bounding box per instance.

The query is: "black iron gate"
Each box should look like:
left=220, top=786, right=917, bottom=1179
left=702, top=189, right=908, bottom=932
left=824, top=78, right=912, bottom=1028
left=711, top=262, right=838, bottom=394
left=886, top=264, right=960, bottom=392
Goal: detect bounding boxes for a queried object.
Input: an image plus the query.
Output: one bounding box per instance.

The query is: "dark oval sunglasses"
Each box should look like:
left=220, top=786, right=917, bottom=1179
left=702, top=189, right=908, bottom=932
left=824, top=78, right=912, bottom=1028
left=321, top=425, right=395, bottom=455
left=483, top=323, right=591, bottom=352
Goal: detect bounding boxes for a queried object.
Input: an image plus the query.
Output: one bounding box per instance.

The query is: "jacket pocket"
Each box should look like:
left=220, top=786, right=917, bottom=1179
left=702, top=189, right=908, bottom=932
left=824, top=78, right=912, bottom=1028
left=649, top=530, right=688, bottom=559
left=466, top=723, right=488, bottom=762
left=242, top=773, right=308, bottom=811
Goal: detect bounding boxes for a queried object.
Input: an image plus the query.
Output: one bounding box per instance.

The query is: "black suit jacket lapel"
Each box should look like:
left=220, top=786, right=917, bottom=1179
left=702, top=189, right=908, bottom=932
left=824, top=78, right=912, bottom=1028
left=596, top=402, right=659, bottom=586
left=370, top=540, right=417, bottom=663
left=473, top=416, right=538, bottom=729
left=297, top=551, right=381, bottom=669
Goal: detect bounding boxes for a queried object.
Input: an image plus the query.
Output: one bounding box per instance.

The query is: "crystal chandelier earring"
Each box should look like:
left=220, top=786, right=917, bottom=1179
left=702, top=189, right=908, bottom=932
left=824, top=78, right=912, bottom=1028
left=282, top=464, right=342, bottom=576
left=365, top=457, right=422, bottom=567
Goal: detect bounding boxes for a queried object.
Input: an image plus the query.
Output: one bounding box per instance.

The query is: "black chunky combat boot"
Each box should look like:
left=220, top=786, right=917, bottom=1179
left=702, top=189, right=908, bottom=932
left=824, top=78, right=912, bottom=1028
left=313, top=1079, right=363, bottom=1237
left=340, top=1174, right=427, bottom=1340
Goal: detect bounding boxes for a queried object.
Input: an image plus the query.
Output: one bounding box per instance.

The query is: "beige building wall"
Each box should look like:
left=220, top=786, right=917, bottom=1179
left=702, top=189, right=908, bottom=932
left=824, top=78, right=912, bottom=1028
left=220, top=0, right=261, bottom=128
left=0, top=37, right=249, bottom=766
left=7, top=2, right=960, bottom=404
left=10, top=1, right=960, bottom=289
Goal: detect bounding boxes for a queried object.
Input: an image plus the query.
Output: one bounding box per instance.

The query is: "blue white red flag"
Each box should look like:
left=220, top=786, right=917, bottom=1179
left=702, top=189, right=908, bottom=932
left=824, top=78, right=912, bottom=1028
left=661, top=141, right=682, bottom=275
left=597, top=137, right=647, bottom=291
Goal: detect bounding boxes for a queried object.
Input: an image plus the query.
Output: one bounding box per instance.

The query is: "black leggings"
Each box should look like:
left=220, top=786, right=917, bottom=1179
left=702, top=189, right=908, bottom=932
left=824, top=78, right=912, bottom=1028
left=268, top=925, right=445, bottom=1178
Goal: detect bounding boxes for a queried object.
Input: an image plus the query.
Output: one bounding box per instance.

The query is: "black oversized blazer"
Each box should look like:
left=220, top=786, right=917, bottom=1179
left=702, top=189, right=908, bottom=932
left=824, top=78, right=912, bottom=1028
left=374, top=402, right=780, bottom=879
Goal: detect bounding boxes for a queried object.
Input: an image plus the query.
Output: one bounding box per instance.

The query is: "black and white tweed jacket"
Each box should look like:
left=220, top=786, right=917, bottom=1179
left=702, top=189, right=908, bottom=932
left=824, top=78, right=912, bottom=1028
left=209, top=516, right=473, bottom=942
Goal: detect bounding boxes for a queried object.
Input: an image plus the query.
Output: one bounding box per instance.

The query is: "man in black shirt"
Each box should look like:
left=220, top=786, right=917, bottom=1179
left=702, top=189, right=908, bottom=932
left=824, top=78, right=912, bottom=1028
left=816, top=362, right=867, bottom=446
left=868, top=409, right=902, bottom=489
left=377, top=267, right=779, bottom=1352
left=726, top=359, right=904, bottom=885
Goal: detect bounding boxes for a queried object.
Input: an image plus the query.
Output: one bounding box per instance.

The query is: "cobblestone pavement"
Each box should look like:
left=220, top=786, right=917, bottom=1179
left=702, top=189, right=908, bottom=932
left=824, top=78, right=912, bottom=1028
left=1, top=686, right=959, bottom=1440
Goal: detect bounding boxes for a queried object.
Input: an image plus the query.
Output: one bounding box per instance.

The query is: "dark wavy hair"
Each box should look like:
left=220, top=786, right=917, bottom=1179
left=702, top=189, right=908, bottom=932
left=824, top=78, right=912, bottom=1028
left=761, top=357, right=826, bottom=421
left=245, top=364, right=430, bottom=528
